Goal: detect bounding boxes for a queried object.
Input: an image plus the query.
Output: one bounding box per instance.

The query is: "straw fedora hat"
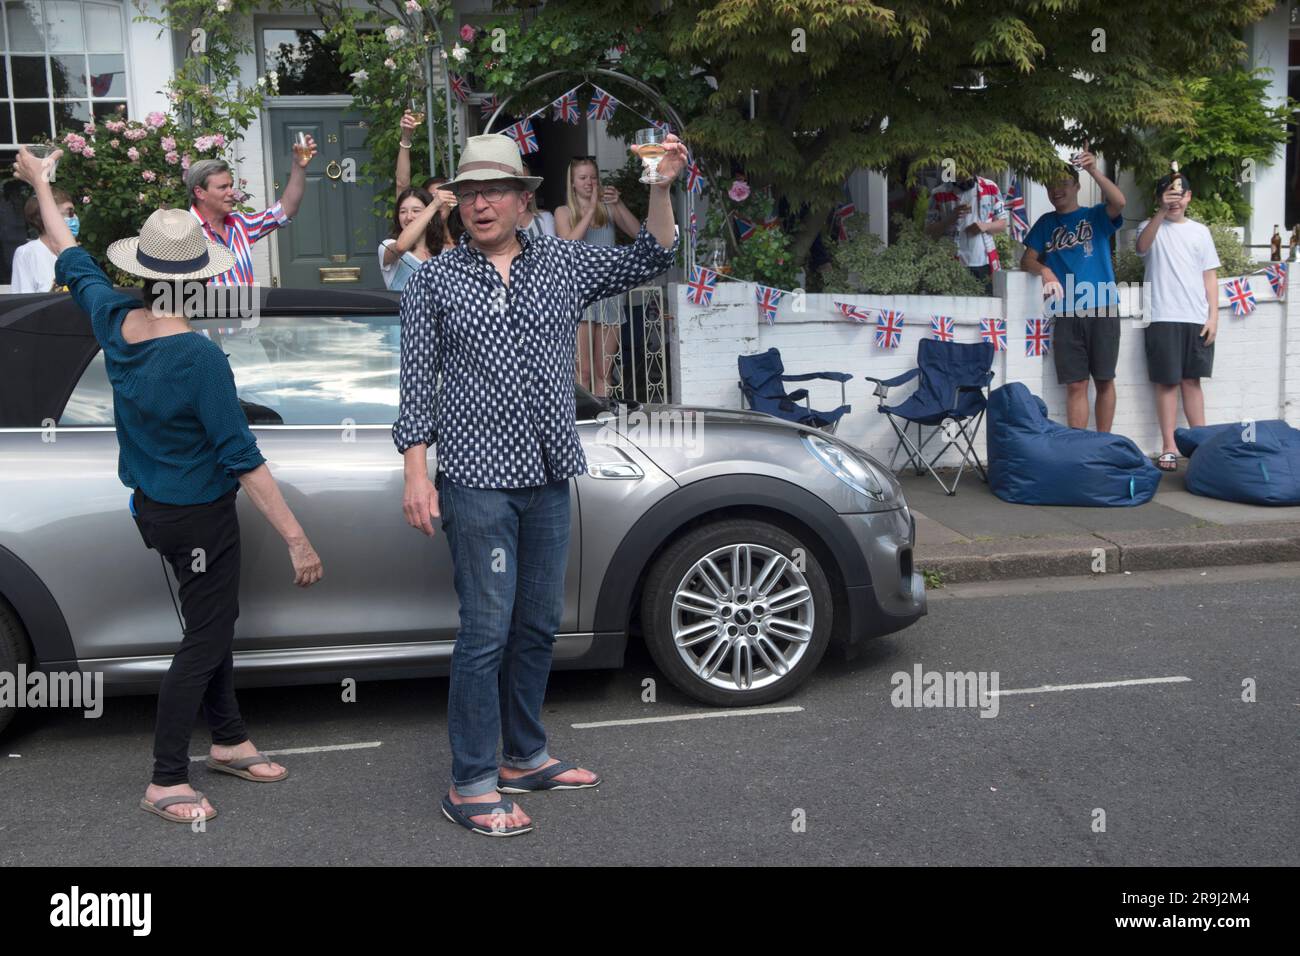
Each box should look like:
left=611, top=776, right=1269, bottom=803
left=443, top=133, right=543, bottom=192
left=106, top=208, right=237, bottom=281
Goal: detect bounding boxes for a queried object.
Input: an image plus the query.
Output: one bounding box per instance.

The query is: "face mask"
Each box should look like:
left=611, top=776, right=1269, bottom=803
left=64, top=215, right=80, bottom=238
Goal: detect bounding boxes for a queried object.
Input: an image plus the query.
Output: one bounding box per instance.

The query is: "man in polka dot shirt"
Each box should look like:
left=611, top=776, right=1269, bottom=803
left=395, top=131, right=686, bottom=837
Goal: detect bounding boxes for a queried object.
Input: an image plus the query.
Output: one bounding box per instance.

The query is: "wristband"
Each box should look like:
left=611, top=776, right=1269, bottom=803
left=399, top=142, right=412, bottom=150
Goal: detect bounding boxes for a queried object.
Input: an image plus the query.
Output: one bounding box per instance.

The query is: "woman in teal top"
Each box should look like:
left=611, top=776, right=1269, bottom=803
left=16, top=146, right=324, bottom=826
left=379, top=186, right=453, bottom=290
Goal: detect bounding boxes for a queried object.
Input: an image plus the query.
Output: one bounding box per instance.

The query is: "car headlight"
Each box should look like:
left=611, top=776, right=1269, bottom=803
left=803, top=433, right=886, bottom=502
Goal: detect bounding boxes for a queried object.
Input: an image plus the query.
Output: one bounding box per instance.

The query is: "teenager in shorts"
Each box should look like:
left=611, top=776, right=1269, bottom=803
left=1135, top=172, right=1220, bottom=471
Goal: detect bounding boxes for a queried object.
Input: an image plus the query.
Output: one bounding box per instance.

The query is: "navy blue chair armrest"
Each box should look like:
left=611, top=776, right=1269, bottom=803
left=783, top=371, right=853, bottom=383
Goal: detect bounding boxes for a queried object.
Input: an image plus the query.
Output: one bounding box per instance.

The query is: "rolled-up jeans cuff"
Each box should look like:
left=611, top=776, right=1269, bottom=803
left=502, top=746, right=549, bottom=772
left=454, top=772, right=499, bottom=798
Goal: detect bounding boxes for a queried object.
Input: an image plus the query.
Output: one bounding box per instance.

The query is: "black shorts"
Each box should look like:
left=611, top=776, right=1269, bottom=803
left=1144, top=321, right=1214, bottom=385
left=1053, top=314, right=1120, bottom=384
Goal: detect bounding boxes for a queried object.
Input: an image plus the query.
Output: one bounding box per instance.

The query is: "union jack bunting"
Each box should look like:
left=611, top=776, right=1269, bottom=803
left=1225, top=277, right=1256, bottom=316
left=1025, top=317, right=1053, bottom=356
left=833, top=202, right=855, bottom=241
left=979, top=318, right=1007, bottom=352
left=734, top=217, right=757, bottom=242
left=762, top=213, right=781, bottom=230
left=930, top=315, right=955, bottom=342
left=1005, top=177, right=1028, bottom=242
left=504, top=119, right=539, bottom=155
left=449, top=74, right=471, bottom=103
left=834, top=301, right=874, bottom=324
left=552, top=88, right=580, bottom=124
left=686, top=265, right=718, bottom=306
left=478, top=94, right=499, bottom=120
left=587, top=85, right=618, bottom=121
left=875, top=309, right=904, bottom=349
left=684, top=158, right=704, bottom=195
left=1265, top=262, right=1288, bottom=299
left=755, top=285, right=784, bottom=325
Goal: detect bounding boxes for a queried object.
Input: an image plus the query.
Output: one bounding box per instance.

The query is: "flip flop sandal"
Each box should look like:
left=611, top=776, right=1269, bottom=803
left=440, top=795, right=533, bottom=837
left=1156, top=452, right=1178, bottom=472
left=498, top=759, right=601, bottom=793
left=205, top=752, right=289, bottom=783
left=140, top=791, right=217, bottom=824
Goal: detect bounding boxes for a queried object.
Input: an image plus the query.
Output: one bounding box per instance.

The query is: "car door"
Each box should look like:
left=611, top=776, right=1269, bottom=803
left=207, top=312, right=453, bottom=651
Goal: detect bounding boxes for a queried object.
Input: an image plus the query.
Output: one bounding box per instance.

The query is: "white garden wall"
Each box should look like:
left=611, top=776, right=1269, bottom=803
left=667, top=271, right=1298, bottom=465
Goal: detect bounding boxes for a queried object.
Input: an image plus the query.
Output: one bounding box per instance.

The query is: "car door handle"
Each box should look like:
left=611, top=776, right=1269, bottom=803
left=586, top=462, right=644, bottom=480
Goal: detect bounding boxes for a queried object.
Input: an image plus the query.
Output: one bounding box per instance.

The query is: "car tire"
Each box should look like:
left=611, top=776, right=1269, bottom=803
left=641, top=518, right=833, bottom=707
left=0, top=597, right=32, bottom=736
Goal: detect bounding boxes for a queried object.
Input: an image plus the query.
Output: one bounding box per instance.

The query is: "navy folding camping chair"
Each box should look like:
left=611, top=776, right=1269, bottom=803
left=737, top=347, right=852, bottom=432
left=864, top=339, right=995, bottom=495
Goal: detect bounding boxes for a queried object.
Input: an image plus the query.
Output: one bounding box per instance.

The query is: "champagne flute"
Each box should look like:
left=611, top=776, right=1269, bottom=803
left=633, top=127, right=668, bottom=184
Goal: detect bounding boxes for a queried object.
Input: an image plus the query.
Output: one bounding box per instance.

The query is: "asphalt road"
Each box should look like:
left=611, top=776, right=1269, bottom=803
left=2, top=565, right=1296, bottom=866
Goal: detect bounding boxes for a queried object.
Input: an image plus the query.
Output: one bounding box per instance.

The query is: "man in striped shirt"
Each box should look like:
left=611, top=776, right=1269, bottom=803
left=186, top=136, right=316, bottom=285
left=925, top=171, right=1008, bottom=292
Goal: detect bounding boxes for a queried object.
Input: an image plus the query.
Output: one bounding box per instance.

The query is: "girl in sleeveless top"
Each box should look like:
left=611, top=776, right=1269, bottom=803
left=555, top=157, right=640, bottom=396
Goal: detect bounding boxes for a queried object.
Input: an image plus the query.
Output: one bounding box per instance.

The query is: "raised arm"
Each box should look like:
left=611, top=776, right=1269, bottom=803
left=278, top=134, right=317, bottom=220
left=395, top=111, right=417, bottom=200
left=15, top=148, right=76, bottom=253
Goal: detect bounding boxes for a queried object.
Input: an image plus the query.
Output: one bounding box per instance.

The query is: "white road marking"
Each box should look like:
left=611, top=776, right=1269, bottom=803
left=572, top=706, right=803, bottom=729
left=992, top=676, right=1192, bottom=697
left=190, top=741, right=382, bottom=761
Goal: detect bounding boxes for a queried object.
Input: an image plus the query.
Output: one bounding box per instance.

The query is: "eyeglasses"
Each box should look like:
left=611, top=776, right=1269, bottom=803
left=454, top=185, right=520, bottom=204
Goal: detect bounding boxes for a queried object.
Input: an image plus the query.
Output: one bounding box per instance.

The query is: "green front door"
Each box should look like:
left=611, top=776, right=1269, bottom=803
left=268, top=107, right=386, bottom=289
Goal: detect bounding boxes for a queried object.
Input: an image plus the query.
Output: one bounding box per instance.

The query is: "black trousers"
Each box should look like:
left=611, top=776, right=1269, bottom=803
left=132, top=487, right=248, bottom=786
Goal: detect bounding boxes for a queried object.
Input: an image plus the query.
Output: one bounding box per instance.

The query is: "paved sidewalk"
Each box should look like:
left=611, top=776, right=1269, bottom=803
left=902, top=466, right=1300, bottom=583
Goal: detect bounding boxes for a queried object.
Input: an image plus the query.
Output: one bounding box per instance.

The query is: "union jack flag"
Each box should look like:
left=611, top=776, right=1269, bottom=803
left=835, top=301, right=873, bottom=324
left=1006, top=177, right=1028, bottom=242
left=1025, top=317, right=1053, bottom=356
left=762, top=213, right=781, bottom=230
left=1225, top=277, right=1256, bottom=316
left=755, top=285, right=784, bottom=325
left=552, top=89, right=580, bottom=124
left=504, top=119, right=539, bottom=155
left=833, top=202, right=855, bottom=241
left=478, top=94, right=499, bottom=120
left=930, top=315, right=955, bottom=342
left=684, top=158, right=704, bottom=195
left=686, top=265, right=718, bottom=306
left=979, top=318, right=1007, bottom=352
left=587, top=85, right=618, bottom=121
left=875, top=309, right=904, bottom=349
left=734, top=216, right=757, bottom=242
left=449, top=74, right=471, bottom=103
left=1265, top=262, right=1288, bottom=299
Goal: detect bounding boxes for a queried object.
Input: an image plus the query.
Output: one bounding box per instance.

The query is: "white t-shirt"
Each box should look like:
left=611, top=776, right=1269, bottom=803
left=9, top=238, right=58, bottom=293
left=1136, top=217, right=1220, bottom=323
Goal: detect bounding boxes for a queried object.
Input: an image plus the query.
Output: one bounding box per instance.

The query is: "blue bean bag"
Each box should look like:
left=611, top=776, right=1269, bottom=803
left=1174, top=419, right=1300, bottom=506
left=986, top=382, right=1162, bottom=506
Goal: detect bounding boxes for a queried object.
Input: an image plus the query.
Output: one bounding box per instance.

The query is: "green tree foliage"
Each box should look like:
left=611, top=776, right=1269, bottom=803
left=1133, top=69, right=1293, bottom=225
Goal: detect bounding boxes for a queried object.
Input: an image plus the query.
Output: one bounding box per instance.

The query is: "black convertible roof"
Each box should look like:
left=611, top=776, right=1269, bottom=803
left=0, top=283, right=402, bottom=427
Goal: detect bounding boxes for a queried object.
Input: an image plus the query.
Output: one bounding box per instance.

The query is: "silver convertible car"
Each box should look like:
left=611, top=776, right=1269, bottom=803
left=0, top=286, right=925, bottom=733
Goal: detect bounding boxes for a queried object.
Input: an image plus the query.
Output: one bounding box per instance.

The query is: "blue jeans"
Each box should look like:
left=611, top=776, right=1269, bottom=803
left=437, top=472, right=571, bottom=797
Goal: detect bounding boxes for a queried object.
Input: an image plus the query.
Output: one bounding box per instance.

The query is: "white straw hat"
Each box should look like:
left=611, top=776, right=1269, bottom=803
left=443, top=133, right=542, bottom=192
left=106, top=208, right=237, bottom=281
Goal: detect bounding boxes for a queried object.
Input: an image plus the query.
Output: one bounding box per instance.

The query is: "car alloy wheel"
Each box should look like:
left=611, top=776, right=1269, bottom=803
left=671, top=542, right=814, bottom=693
